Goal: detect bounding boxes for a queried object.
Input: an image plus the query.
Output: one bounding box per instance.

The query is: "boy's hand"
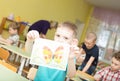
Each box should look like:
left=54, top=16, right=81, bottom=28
left=69, top=46, right=80, bottom=59
left=27, top=30, right=39, bottom=42
left=0, top=36, right=3, bottom=40
left=94, top=75, right=101, bottom=81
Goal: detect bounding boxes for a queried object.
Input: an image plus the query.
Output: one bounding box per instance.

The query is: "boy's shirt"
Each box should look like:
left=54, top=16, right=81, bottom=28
left=82, top=43, right=99, bottom=66
left=95, top=66, right=120, bottom=81
left=34, top=66, right=67, bottom=81
left=7, top=34, right=19, bottom=46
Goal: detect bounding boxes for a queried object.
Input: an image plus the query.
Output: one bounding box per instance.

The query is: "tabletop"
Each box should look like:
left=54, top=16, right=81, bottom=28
left=0, top=44, right=30, bottom=75
left=0, top=64, right=29, bottom=81
left=0, top=44, right=30, bottom=58
left=71, top=70, right=95, bottom=81
left=0, top=40, right=8, bottom=45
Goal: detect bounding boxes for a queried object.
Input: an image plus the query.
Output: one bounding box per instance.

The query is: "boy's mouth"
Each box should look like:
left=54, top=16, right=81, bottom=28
left=111, top=67, right=118, bottom=72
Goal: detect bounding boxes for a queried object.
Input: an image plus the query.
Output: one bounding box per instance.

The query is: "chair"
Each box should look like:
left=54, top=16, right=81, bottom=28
left=0, top=60, right=17, bottom=72
left=0, top=48, right=17, bottom=72
left=27, top=67, right=37, bottom=80
left=14, top=40, right=25, bottom=63
left=0, top=47, right=10, bottom=61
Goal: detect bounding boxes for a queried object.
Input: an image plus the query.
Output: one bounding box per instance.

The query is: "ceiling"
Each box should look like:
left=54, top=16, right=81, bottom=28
left=85, top=0, right=120, bottom=10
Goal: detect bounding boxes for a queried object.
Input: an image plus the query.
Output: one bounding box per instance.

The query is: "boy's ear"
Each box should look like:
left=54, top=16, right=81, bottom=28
left=71, top=38, right=78, bottom=46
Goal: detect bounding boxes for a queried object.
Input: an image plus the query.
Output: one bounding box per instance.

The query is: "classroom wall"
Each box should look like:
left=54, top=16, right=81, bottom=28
left=0, top=0, right=92, bottom=40
left=79, top=7, right=94, bottom=44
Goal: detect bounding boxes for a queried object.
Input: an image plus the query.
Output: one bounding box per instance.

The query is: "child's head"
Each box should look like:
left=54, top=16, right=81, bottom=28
left=111, top=51, right=120, bottom=71
left=54, top=21, right=78, bottom=45
left=84, top=32, right=97, bottom=49
left=8, top=22, right=19, bottom=35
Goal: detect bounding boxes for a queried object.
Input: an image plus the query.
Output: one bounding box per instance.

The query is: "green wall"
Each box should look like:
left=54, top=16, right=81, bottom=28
left=0, top=0, right=92, bottom=40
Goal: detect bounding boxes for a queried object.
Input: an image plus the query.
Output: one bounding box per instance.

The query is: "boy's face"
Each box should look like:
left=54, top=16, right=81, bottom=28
left=8, top=28, right=17, bottom=35
left=84, top=39, right=95, bottom=49
left=111, top=57, right=120, bottom=71
left=54, top=27, right=74, bottom=44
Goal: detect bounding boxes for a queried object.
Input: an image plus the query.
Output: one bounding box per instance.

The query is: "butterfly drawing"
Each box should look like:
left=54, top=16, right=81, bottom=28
left=43, top=46, right=64, bottom=64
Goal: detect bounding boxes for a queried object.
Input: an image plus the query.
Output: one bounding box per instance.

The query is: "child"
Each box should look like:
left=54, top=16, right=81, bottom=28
left=0, top=22, right=19, bottom=46
left=25, top=21, right=80, bottom=81
left=94, top=51, right=120, bottom=81
left=77, top=32, right=99, bottom=75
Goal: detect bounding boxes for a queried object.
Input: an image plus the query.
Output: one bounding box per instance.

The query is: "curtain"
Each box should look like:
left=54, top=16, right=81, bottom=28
left=87, top=7, right=120, bottom=62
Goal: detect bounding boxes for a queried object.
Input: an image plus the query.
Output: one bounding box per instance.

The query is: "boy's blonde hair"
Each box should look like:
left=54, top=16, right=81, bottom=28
left=86, top=32, right=97, bottom=41
left=112, top=51, right=120, bottom=62
left=8, top=22, right=19, bottom=30
left=58, top=21, right=77, bottom=37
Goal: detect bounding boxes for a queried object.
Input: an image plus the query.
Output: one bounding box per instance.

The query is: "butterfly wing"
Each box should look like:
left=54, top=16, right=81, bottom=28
left=43, top=46, right=52, bottom=64
left=54, top=46, right=64, bottom=63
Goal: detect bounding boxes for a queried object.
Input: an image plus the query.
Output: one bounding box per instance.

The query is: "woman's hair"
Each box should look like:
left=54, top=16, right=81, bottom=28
left=58, top=21, right=78, bottom=37
left=8, top=22, right=19, bottom=30
left=50, top=21, right=58, bottom=29
left=112, top=51, right=120, bottom=62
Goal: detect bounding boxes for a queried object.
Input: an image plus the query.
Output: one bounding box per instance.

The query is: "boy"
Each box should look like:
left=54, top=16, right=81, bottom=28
left=0, top=22, right=19, bottom=46
left=94, top=51, right=120, bottom=81
left=77, top=32, right=99, bottom=75
left=25, top=21, right=80, bottom=81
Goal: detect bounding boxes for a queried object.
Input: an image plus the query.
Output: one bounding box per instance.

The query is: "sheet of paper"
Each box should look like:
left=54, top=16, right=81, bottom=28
left=30, top=38, right=70, bottom=71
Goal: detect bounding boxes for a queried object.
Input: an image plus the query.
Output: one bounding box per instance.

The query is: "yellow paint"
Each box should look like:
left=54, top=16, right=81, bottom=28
left=0, top=0, right=92, bottom=40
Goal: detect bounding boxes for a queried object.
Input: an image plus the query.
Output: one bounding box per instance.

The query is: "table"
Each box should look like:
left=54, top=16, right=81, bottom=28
left=0, top=45, right=30, bottom=75
left=0, top=64, right=29, bottom=81
left=72, top=70, right=95, bottom=81
left=0, top=40, right=8, bottom=45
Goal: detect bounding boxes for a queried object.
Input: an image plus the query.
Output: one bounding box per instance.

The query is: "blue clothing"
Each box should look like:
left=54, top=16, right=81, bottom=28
left=79, top=43, right=99, bottom=75
left=28, top=20, right=50, bottom=35
left=79, top=62, right=96, bottom=75
left=34, top=66, right=67, bottom=81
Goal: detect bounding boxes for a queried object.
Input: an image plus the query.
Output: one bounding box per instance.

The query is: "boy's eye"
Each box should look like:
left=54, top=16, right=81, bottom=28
left=56, top=34, right=60, bottom=37
left=111, top=61, right=118, bottom=66
left=64, top=37, right=68, bottom=40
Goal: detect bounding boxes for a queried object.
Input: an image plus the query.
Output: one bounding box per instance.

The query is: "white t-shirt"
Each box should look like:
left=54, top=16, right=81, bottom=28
left=7, top=34, right=19, bottom=46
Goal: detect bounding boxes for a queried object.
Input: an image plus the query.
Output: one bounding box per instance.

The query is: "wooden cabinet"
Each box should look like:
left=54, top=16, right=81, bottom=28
left=0, top=17, right=26, bottom=35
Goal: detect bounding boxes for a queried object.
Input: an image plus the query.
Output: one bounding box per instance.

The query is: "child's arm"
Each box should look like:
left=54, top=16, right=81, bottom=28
left=94, top=75, right=101, bottom=81
left=67, top=58, right=76, bottom=78
left=94, top=67, right=107, bottom=81
left=67, top=46, right=80, bottom=78
left=82, top=56, right=95, bottom=73
left=25, top=30, right=40, bottom=53
left=0, top=37, right=11, bottom=45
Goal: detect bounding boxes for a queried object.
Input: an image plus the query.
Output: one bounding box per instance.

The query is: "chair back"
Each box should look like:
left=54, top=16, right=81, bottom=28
left=27, top=67, right=37, bottom=80
left=0, top=48, right=10, bottom=61
left=0, top=60, right=17, bottom=72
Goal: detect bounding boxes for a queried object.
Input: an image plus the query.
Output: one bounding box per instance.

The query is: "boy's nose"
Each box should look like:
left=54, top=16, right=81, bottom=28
left=111, top=63, right=114, bottom=67
left=86, top=44, right=90, bottom=47
left=56, top=38, right=64, bottom=43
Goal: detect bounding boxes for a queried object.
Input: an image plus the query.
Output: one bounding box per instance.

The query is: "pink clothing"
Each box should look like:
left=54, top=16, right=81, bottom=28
left=95, top=66, right=120, bottom=81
